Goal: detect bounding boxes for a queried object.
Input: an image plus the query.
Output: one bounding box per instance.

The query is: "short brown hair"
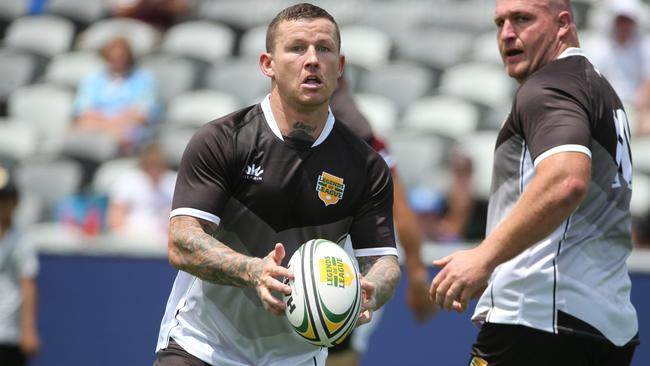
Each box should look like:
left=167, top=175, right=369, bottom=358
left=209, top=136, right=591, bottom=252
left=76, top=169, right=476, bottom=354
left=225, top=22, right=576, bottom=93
left=265, top=3, right=340, bottom=53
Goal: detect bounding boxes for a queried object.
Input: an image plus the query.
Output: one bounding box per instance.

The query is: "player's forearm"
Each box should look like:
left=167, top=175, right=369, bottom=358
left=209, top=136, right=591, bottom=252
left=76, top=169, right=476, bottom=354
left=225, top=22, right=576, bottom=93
left=20, top=278, right=38, bottom=336
left=392, top=172, right=426, bottom=275
left=358, top=255, right=401, bottom=309
left=480, top=153, right=590, bottom=268
left=168, top=216, right=264, bottom=287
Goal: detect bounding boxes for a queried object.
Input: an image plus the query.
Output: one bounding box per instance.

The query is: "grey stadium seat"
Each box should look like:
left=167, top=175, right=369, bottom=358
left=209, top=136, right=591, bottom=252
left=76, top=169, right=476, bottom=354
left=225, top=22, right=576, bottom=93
left=140, top=53, right=198, bottom=103
left=204, top=57, right=270, bottom=105
left=165, top=89, right=241, bottom=129
left=402, top=95, right=480, bottom=139
left=43, top=51, right=105, bottom=89
left=161, top=20, right=236, bottom=63
left=4, top=15, right=74, bottom=58
left=76, top=17, right=161, bottom=58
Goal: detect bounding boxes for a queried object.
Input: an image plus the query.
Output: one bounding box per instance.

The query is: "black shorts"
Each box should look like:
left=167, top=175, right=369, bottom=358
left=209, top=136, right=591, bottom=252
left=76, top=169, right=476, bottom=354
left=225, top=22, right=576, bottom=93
left=0, top=344, right=26, bottom=366
left=154, top=339, right=210, bottom=366
left=469, top=323, right=637, bottom=366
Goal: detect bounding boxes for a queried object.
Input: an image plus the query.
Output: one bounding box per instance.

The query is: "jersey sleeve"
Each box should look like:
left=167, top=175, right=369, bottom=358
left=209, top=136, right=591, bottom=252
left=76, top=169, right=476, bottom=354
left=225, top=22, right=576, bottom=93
left=171, top=122, right=236, bottom=224
left=348, top=155, right=397, bottom=257
left=516, top=81, right=592, bottom=166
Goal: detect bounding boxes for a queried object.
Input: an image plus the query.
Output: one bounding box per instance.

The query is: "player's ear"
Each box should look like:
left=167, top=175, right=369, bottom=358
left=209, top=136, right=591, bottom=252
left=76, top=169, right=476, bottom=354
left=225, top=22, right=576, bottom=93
left=557, top=10, right=572, bottom=37
left=260, top=52, right=274, bottom=78
left=338, top=54, right=345, bottom=79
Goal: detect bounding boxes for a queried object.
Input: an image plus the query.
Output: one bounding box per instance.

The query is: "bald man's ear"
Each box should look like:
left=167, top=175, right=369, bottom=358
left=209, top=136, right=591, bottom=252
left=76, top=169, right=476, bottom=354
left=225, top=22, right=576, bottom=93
left=557, top=11, right=572, bottom=36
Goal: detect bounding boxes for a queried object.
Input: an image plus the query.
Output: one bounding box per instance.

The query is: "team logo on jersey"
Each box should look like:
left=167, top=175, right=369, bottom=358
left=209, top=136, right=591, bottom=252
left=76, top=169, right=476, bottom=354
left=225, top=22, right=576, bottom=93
left=469, top=356, right=488, bottom=366
left=316, top=172, right=345, bottom=206
left=244, top=163, right=264, bottom=181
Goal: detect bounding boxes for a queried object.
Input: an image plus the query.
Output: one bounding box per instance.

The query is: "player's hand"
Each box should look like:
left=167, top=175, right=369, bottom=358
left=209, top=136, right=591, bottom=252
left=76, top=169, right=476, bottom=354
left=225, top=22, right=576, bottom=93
left=429, top=247, right=492, bottom=312
left=406, top=266, right=437, bottom=322
left=252, top=243, right=293, bottom=316
left=356, top=276, right=376, bottom=327
left=20, top=328, right=40, bottom=358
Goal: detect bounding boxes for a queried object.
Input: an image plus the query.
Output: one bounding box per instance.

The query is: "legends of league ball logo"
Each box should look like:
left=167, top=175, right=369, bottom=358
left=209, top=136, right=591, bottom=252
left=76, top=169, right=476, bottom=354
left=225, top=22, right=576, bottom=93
left=319, top=256, right=353, bottom=288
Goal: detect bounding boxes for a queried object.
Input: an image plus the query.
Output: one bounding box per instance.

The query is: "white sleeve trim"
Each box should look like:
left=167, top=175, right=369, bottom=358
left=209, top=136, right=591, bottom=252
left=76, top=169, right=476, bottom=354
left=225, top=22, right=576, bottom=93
left=170, top=208, right=221, bottom=225
left=533, top=144, right=592, bottom=167
left=353, top=247, right=399, bottom=258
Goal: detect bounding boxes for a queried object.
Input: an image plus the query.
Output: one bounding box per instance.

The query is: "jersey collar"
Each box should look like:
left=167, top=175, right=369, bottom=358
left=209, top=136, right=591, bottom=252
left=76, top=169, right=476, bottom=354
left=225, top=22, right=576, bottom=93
left=261, top=94, right=335, bottom=148
left=557, top=47, right=585, bottom=59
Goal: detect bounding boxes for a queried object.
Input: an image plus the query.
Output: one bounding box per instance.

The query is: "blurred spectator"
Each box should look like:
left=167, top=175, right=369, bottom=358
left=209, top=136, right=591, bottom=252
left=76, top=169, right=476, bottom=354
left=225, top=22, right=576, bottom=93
left=408, top=149, right=487, bottom=244
left=633, top=210, right=650, bottom=249
left=588, top=0, right=650, bottom=134
left=106, top=0, right=193, bottom=30
left=72, top=37, right=159, bottom=156
left=0, top=166, right=40, bottom=366
left=107, top=142, right=176, bottom=243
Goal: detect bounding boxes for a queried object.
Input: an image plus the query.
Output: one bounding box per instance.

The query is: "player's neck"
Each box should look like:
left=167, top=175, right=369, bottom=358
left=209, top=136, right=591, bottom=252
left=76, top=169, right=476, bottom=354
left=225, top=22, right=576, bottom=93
left=269, top=93, right=329, bottom=144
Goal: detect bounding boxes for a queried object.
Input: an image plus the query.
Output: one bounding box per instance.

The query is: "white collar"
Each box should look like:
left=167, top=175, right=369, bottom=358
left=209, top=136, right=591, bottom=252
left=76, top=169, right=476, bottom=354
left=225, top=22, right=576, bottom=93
left=260, top=94, right=335, bottom=147
left=557, top=47, right=585, bottom=59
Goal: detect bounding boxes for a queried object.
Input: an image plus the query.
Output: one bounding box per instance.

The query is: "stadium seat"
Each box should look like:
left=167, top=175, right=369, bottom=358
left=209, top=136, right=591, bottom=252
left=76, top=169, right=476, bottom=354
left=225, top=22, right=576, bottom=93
left=469, top=31, right=502, bottom=65
left=352, top=93, right=398, bottom=136
left=632, top=136, right=650, bottom=175
left=14, top=157, right=84, bottom=219
left=61, top=130, right=119, bottom=165
left=140, top=53, right=198, bottom=103
left=632, top=170, right=650, bottom=219
left=76, top=17, right=161, bottom=58
left=386, top=131, right=449, bottom=190
left=340, top=25, right=392, bottom=70
left=0, top=118, right=39, bottom=163
left=91, top=157, right=138, bottom=196
left=0, top=0, right=28, bottom=21
left=166, top=89, right=241, bottom=129
left=239, top=24, right=267, bottom=58
left=4, top=15, right=74, bottom=58
left=438, top=61, right=516, bottom=115
left=393, top=27, right=475, bottom=72
left=402, top=95, right=480, bottom=139
left=456, top=131, right=499, bottom=200
left=161, top=20, right=236, bottom=63
left=204, top=57, right=270, bottom=105
left=7, top=83, right=75, bottom=154
left=45, top=0, right=106, bottom=29
left=43, top=51, right=105, bottom=89
left=0, top=49, right=38, bottom=109
left=158, top=127, right=196, bottom=169
left=357, top=61, right=435, bottom=113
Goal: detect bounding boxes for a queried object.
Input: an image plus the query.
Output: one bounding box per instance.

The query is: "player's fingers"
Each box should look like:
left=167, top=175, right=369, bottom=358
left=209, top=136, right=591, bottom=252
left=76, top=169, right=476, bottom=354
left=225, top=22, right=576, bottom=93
left=268, top=264, right=293, bottom=281
left=432, top=255, right=453, bottom=268
left=356, top=310, right=372, bottom=327
left=443, top=282, right=463, bottom=311
left=454, top=286, right=473, bottom=313
left=258, top=286, right=286, bottom=315
left=264, top=274, right=292, bottom=295
left=273, top=243, right=286, bottom=265
left=429, top=271, right=445, bottom=304
left=433, top=276, right=452, bottom=309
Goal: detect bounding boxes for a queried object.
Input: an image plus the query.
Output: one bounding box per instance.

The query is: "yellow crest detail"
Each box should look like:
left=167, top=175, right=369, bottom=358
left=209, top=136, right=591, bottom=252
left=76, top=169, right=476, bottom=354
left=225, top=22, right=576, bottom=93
left=470, top=356, right=488, bottom=366
left=319, top=256, right=353, bottom=288
left=316, top=172, right=345, bottom=206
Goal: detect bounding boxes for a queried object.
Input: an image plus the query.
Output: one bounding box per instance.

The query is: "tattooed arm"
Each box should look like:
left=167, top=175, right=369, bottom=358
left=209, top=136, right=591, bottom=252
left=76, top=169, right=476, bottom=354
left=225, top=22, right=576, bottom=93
left=168, top=215, right=292, bottom=315
left=356, top=255, right=401, bottom=325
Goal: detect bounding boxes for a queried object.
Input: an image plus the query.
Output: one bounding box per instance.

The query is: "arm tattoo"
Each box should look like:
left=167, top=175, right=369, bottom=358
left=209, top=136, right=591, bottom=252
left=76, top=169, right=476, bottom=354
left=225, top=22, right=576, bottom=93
left=168, top=216, right=263, bottom=287
left=358, top=255, right=401, bottom=309
left=287, top=121, right=316, bottom=144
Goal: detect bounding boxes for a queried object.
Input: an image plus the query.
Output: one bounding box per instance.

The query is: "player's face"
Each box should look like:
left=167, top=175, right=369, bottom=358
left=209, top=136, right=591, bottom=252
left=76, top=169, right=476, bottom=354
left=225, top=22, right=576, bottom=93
left=262, top=18, right=344, bottom=109
left=494, top=0, right=561, bottom=83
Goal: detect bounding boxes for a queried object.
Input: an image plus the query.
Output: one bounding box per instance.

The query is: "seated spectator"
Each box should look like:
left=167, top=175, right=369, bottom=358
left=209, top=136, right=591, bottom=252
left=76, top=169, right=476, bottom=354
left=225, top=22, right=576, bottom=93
left=633, top=210, right=650, bottom=249
left=107, top=142, right=176, bottom=244
left=408, top=149, right=488, bottom=244
left=106, top=0, right=193, bottom=30
left=588, top=0, right=650, bottom=134
left=72, top=37, right=159, bottom=155
left=0, top=165, right=40, bottom=366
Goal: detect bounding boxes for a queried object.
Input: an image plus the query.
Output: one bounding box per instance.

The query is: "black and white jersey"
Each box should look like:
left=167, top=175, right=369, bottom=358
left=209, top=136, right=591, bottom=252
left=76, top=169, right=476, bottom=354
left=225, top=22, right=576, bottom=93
left=472, top=48, right=638, bottom=347
left=156, top=95, right=397, bottom=365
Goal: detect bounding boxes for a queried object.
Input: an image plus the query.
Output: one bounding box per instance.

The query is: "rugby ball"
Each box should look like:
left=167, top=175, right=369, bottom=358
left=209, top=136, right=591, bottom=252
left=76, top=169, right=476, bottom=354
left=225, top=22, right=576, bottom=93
left=283, top=239, right=362, bottom=347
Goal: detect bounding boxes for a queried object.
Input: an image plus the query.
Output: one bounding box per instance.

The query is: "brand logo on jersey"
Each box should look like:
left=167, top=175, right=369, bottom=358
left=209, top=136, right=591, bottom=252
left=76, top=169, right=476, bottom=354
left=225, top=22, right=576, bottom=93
left=316, top=172, right=345, bottom=206
left=469, top=356, right=488, bottom=366
left=244, top=164, right=264, bottom=181
left=319, top=256, right=353, bottom=288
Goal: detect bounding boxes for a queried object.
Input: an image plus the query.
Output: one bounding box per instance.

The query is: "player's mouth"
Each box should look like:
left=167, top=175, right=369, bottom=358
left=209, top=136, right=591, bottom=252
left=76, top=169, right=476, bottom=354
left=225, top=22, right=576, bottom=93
left=302, top=75, right=323, bottom=89
left=504, top=48, right=524, bottom=61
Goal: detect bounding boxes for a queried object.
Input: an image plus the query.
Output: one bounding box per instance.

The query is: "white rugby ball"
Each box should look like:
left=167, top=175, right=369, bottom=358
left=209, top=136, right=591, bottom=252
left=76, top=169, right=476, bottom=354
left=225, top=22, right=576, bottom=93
left=283, top=238, right=362, bottom=347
